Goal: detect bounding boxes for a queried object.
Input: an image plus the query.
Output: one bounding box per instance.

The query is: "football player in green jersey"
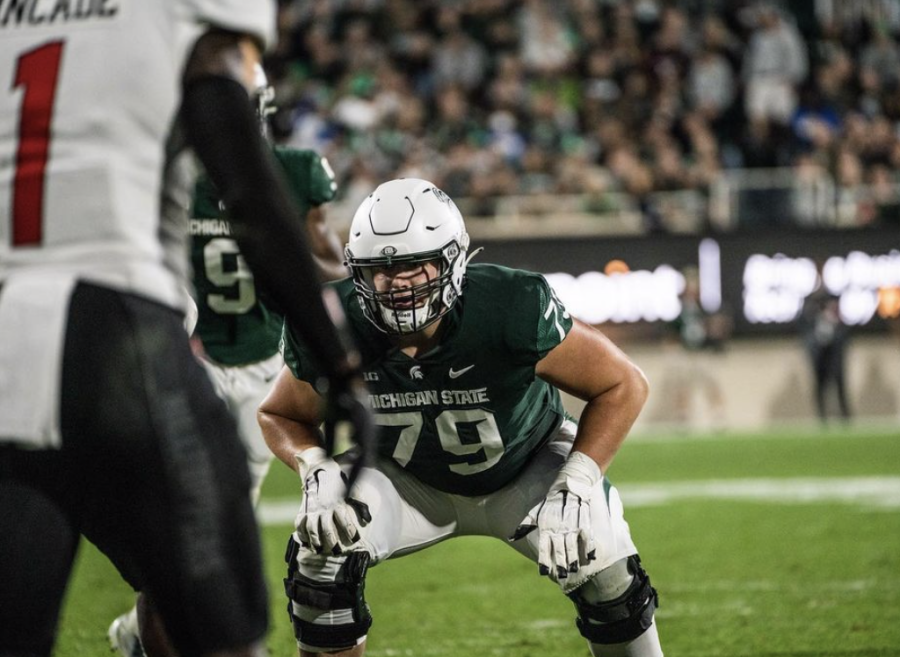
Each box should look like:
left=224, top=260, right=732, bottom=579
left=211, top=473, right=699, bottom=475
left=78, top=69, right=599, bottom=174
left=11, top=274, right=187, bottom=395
left=190, top=144, right=344, bottom=503
left=260, top=179, right=663, bottom=657
left=189, top=65, right=347, bottom=504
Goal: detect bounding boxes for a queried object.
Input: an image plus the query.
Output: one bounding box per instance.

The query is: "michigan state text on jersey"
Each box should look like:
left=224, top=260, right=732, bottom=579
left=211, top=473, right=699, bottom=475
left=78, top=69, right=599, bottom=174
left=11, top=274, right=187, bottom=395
left=262, top=178, right=664, bottom=657
left=285, top=264, right=571, bottom=497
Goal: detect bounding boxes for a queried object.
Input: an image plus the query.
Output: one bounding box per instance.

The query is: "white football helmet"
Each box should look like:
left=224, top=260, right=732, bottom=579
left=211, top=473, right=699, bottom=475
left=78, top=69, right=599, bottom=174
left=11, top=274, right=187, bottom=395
left=345, top=178, right=470, bottom=335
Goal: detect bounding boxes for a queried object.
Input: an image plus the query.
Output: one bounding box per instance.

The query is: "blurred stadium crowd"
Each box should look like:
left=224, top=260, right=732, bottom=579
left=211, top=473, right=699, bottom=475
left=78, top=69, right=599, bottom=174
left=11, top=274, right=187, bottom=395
left=263, top=0, right=900, bottom=232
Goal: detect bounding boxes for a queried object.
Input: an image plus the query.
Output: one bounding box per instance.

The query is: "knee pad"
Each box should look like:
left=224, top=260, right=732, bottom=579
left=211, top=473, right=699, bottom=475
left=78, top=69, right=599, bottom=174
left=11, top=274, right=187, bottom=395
left=567, top=555, right=658, bottom=645
left=283, top=536, right=373, bottom=651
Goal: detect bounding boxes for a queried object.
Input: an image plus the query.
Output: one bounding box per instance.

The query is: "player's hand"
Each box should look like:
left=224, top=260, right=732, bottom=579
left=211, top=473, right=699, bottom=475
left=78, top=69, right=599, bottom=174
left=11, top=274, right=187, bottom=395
left=294, top=446, right=371, bottom=555
left=510, top=451, right=602, bottom=579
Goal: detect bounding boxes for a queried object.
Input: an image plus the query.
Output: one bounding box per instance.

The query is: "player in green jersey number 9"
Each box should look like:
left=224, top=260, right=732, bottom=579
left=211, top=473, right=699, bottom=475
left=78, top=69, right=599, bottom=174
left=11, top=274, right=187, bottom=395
left=260, top=178, right=665, bottom=657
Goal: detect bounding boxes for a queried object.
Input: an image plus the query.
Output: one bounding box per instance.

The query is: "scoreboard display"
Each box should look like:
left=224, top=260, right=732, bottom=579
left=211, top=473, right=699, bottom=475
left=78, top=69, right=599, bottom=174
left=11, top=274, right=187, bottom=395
left=480, top=227, right=900, bottom=336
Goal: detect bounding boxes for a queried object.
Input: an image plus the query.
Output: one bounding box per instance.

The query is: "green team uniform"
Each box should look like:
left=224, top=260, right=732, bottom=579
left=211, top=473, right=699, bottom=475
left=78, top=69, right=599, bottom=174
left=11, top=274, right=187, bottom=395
left=283, top=263, right=574, bottom=496
left=190, top=147, right=337, bottom=365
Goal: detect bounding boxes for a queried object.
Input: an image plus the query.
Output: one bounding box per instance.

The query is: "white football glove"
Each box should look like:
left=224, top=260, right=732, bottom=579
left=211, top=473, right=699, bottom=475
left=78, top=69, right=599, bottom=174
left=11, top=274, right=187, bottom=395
left=511, top=451, right=602, bottom=579
left=294, top=447, right=371, bottom=555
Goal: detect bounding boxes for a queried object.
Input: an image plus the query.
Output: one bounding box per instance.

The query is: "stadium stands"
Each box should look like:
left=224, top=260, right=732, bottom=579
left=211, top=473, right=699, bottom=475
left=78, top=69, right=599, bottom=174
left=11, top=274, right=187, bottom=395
left=265, top=0, right=900, bottom=233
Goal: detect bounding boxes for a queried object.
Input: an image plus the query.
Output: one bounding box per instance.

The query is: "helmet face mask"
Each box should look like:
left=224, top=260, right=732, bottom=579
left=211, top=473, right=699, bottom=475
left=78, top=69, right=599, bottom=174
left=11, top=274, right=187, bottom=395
left=253, top=64, right=276, bottom=140
left=345, top=179, right=469, bottom=335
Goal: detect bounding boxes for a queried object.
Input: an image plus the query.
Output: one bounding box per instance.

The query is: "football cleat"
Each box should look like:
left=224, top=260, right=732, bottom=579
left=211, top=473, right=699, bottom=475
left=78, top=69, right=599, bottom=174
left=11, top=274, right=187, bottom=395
left=107, top=608, right=146, bottom=657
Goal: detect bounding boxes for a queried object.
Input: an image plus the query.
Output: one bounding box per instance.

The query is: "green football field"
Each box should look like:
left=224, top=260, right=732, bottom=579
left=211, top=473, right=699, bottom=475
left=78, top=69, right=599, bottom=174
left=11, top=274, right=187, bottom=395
left=55, top=424, right=900, bottom=656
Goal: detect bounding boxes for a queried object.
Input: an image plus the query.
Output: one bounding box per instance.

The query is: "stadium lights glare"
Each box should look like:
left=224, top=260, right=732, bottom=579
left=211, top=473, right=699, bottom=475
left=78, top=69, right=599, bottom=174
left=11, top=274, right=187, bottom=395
left=743, top=250, right=900, bottom=325
left=545, top=265, right=684, bottom=324
left=698, top=238, right=722, bottom=314
left=541, top=245, right=900, bottom=328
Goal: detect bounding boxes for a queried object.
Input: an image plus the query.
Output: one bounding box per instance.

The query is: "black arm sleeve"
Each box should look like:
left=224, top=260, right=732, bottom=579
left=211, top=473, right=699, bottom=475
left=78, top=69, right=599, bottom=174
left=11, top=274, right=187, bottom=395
left=181, top=75, right=351, bottom=380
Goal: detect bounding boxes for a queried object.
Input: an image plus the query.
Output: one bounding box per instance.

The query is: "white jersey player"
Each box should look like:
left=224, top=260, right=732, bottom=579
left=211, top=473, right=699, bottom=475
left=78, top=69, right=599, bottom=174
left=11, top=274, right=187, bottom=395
left=0, top=2, right=274, bottom=315
left=0, top=2, right=372, bottom=656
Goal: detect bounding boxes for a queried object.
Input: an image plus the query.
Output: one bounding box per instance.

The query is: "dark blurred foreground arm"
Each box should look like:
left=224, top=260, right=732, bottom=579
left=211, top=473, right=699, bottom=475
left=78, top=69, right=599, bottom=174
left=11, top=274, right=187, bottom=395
left=180, top=31, right=354, bottom=380
left=179, top=32, right=373, bottom=488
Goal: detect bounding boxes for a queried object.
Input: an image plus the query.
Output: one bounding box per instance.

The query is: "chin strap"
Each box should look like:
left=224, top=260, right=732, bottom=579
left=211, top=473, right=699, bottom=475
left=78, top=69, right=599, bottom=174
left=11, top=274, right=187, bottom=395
left=464, top=246, right=484, bottom=267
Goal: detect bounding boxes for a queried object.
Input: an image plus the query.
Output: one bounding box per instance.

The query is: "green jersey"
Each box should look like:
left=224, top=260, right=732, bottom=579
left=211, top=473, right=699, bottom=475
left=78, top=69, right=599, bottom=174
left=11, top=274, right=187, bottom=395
left=283, top=264, right=574, bottom=496
left=190, top=147, right=337, bottom=365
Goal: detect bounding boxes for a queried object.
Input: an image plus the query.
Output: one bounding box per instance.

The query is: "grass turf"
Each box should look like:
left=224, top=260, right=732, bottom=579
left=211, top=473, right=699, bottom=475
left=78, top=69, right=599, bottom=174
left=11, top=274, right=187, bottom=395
left=55, top=426, right=900, bottom=656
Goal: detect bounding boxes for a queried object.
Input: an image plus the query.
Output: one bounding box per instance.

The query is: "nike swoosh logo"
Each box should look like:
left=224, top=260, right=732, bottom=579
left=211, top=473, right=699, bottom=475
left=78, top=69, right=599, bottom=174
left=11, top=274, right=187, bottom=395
left=448, top=364, right=475, bottom=379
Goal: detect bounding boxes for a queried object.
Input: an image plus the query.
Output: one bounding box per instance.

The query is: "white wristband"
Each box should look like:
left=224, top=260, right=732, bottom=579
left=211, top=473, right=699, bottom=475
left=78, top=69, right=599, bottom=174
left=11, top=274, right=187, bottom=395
left=294, top=446, right=328, bottom=481
left=553, top=451, right=603, bottom=498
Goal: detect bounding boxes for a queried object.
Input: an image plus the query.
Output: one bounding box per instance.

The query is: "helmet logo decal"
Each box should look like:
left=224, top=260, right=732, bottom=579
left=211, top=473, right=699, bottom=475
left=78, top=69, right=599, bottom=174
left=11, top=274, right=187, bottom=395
left=381, top=245, right=397, bottom=256
left=369, top=197, right=415, bottom=235
left=409, top=365, right=424, bottom=380
left=432, top=188, right=451, bottom=204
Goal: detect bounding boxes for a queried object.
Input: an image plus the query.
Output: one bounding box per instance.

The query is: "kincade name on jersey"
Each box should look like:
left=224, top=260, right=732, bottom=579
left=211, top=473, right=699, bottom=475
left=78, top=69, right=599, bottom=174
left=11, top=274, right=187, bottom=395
left=0, top=0, right=118, bottom=27
left=368, top=387, right=491, bottom=410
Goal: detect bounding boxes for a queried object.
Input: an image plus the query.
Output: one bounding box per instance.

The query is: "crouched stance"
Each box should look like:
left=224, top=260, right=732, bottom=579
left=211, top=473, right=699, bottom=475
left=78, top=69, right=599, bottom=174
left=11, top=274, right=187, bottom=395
left=260, top=178, right=664, bottom=656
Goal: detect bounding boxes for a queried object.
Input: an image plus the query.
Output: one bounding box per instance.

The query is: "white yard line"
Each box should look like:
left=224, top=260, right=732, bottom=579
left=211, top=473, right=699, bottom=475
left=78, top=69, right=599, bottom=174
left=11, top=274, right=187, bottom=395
left=258, top=476, right=900, bottom=525
left=627, top=423, right=900, bottom=443
left=616, top=476, right=900, bottom=509
left=664, top=578, right=898, bottom=593
left=258, top=500, right=306, bottom=526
